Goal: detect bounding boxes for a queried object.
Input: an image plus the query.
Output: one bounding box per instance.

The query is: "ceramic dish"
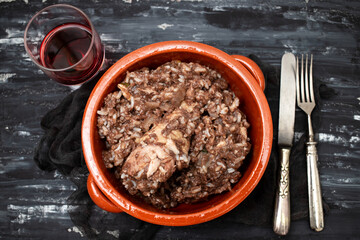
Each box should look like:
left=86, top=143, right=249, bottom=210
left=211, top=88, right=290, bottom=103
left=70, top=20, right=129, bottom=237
left=82, top=40, right=273, bottom=226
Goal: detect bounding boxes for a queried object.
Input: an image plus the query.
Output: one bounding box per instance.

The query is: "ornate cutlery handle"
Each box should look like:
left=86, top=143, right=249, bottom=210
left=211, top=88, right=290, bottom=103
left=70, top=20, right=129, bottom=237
left=306, top=140, right=324, bottom=231
left=273, top=147, right=291, bottom=235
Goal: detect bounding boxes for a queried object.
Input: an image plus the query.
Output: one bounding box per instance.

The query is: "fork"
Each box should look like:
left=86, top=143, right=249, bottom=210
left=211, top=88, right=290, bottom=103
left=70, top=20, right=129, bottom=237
left=296, top=54, right=324, bottom=232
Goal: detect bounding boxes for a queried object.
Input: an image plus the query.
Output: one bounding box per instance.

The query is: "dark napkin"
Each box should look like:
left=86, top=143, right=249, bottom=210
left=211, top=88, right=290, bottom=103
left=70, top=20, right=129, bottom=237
left=34, top=56, right=330, bottom=239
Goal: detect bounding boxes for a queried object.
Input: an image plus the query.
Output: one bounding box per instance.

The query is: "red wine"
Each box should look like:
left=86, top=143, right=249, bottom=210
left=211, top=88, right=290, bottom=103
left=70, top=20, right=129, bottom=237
left=39, top=23, right=104, bottom=85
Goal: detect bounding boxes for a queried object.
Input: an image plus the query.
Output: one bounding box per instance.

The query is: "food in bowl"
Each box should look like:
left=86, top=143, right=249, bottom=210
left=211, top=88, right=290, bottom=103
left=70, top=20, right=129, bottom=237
left=97, top=60, right=251, bottom=208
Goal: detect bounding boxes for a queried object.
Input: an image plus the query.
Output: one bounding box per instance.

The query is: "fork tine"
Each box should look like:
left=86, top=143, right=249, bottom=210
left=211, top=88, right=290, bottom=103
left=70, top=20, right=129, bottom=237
left=301, top=54, right=305, bottom=102
left=309, top=54, right=315, bottom=103
left=296, top=56, right=300, bottom=104
left=305, top=54, right=310, bottom=102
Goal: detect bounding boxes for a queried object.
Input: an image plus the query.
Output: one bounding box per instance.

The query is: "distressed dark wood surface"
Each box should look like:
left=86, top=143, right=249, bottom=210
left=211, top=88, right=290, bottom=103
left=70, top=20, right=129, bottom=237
left=1, top=0, right=359, bottom=239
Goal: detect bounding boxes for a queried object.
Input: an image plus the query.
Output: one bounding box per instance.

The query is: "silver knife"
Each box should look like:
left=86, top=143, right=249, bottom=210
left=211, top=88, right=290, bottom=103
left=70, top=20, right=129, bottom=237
left=273, top=53, right=296, bottom=235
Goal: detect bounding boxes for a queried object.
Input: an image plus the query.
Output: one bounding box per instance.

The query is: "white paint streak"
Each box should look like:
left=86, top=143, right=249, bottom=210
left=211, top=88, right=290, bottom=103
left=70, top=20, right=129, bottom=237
left=212, top=6, right=226, bottom=11
left=317, top=132, right=360, bottom=148
left=15, top=130, right=31, bottom=137
left=354, top=115, right=360, bottom=121
left=333, top=202, right=353, bottom=209
left=53, top=170, right=63, bottom=179
left=16, top=183, right=76, bottom=191
left=0, top=73, right=16, bottom=83
left=6, top=28, right=22, bottom=38
left=0, top=28, right=25, bottom=46
left=192, top=32, right=203, bottom=41
left=335, top=125, right=349, bottom=134
left=13, top=213, right=31, bottom=224
left=151, top=6, right=169, bottom=11
left=318, top=133, right=345, bottom=144
left=334, top=160, right=351, bottom=169
left=349, top=136, right=360, bottom=143
left=123, top=0, right=132, bottom=3
left=68, top=226, right=84, bottom=237
left=157, top=23, right=174, bottom=30
left=0, top=0, right=28, bottom=3
left=0, top=37, right=23, bottom=45
left=107, top=230, right=120, bottom=238
left=339, top=178, right=353, bottom=183
left=8, top=204, right=69, bottom=224
left=105, top=44, right=124, bottom=53
left=282, top=40, right=297, bottom=53
left=333, top=152, right=353, bottom=158
left=22, top=52, right=31, bottom=61
left=322, top=46, right=337, bottom=56
left=100, top=33, right=119, bottom=42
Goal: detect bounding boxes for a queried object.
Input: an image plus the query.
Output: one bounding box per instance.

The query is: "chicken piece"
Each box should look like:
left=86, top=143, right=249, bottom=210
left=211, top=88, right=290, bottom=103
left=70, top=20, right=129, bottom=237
left=117, top=83, right=131, bottom=100
left=120, top=101, right=198, bottom=196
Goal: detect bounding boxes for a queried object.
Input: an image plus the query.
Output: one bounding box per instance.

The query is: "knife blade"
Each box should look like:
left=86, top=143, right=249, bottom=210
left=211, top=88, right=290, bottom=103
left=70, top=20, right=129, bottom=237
left=273, top=53, right=296, bottom=236
left=278, top=53, right=297, bottom=147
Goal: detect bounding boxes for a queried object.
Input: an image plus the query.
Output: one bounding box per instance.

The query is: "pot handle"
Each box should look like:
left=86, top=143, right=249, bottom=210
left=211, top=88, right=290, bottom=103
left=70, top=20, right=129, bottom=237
left=232, top=55, right=265, bottom=91
left=87, top=174, right=123, bottom=213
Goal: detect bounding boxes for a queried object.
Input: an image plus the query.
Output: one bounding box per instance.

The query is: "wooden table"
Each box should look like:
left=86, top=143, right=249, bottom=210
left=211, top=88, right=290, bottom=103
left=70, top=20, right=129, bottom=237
left=1, top=0, right=359, bottom=239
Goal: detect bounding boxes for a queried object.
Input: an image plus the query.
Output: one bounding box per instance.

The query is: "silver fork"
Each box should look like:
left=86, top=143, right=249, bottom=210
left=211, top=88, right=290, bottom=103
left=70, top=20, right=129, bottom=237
left=296, top=54, right=324, bottom=232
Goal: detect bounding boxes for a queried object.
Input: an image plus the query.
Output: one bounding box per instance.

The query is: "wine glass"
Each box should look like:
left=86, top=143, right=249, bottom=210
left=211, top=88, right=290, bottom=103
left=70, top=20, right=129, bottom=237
left=24, top=4, right=105, bottom=86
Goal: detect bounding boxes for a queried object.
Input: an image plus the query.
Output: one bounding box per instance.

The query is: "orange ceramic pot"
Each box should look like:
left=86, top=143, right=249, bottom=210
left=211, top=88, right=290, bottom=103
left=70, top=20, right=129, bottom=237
left=82, top=41, right=273, bottom=226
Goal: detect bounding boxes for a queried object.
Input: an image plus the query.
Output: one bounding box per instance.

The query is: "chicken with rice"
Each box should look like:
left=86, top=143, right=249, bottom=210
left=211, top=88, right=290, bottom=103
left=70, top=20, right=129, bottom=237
left=97, top=60, right=251, bottom=208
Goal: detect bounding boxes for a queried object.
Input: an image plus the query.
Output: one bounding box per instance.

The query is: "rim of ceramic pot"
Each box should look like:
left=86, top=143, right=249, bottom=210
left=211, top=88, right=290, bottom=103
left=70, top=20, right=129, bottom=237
left=82, top=40, right=273, bottom=226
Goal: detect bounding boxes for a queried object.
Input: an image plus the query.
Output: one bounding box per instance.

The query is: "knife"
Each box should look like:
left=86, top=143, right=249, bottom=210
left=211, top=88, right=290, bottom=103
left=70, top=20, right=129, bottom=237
left=273, top=53, right=296, bottom=235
